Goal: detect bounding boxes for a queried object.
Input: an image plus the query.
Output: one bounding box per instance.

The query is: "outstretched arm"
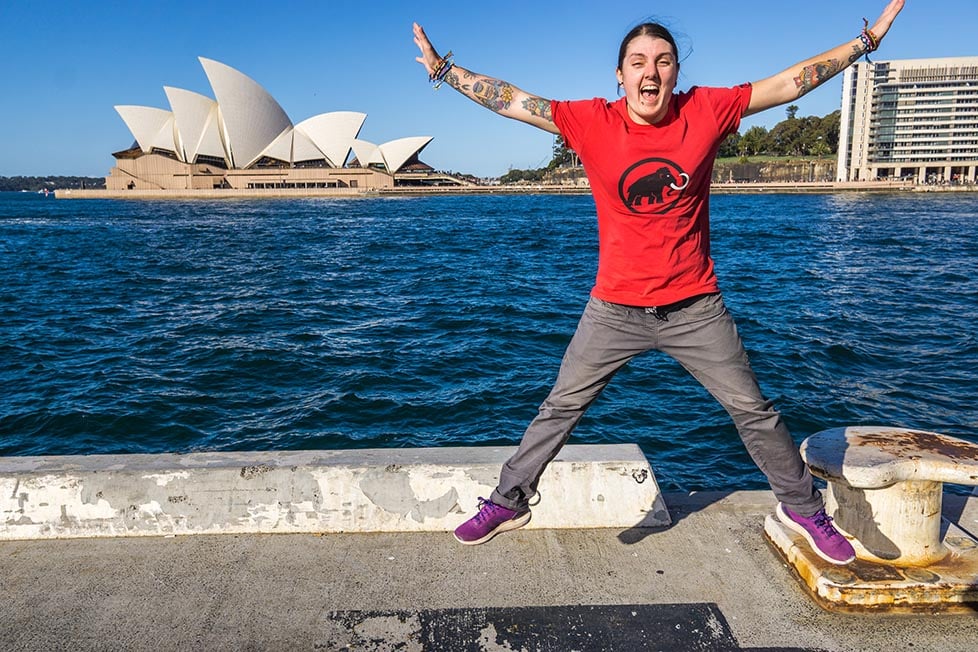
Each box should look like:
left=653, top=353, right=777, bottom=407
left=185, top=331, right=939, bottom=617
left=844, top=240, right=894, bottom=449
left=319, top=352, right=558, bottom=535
left=745, top=0, right=904, bottom=117
left=413, top=22, right=560, bottom=135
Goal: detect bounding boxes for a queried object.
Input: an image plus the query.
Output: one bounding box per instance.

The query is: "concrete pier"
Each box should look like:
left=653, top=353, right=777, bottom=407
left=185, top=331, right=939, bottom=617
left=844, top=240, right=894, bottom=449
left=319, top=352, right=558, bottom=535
left=2, top=490, right=978, bottom=651
left=0, top=445, right=668, bottom=540
left=3, top=447, right=978, bottom=650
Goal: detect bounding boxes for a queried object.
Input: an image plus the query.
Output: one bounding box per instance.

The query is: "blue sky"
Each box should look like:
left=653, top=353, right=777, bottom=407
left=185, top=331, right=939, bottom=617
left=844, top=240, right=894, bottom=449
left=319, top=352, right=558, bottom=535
left=0, top=1, right=971, bottom=178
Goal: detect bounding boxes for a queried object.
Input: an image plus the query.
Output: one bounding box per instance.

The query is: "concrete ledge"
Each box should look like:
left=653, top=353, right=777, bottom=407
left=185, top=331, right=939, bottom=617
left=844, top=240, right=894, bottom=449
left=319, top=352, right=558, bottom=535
left=0, top=444, right=669, bottom=540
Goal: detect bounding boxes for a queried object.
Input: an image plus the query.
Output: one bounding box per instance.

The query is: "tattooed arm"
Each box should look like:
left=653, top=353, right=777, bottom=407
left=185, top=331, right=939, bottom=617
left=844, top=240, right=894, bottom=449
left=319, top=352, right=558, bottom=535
left=745, top=0, right=904, bottom=117
left=413, top=22, right=560, bottom=135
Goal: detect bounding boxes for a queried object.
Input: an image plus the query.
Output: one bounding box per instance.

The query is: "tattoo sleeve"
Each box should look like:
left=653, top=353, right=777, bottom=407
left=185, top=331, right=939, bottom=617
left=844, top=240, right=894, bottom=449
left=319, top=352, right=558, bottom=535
left=793, top=59, right=844, bottom=96
left=471, top=78, right=516, bottom=112
left=445, top=68, right=552, bottom=123
left=792, top=43, right=867, bottom=98
left=444, top=69, right=462, bottom=90
left=522, top=96, right=553, bottom=122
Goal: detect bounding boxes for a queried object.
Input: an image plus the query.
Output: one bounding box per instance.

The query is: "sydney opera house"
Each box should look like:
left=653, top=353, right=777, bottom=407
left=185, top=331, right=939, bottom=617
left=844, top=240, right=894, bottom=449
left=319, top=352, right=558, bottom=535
left=107, top=57, right=449, bottom=194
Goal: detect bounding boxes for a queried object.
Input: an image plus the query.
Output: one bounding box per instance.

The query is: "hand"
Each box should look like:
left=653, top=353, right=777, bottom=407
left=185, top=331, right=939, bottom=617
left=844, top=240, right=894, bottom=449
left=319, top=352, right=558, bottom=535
left=869, top=0, right=905, bottom=42
left=413, top=23, right=442, bottom=77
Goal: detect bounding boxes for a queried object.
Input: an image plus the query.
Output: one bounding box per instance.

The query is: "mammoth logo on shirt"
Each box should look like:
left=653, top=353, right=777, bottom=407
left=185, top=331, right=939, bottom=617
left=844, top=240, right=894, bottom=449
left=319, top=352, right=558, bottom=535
left=618, top=158, right=691, bottom=214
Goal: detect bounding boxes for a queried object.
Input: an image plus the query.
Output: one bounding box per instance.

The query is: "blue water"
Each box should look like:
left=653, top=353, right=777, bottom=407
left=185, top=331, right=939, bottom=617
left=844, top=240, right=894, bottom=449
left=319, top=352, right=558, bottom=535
left=1, top=191, right=976, bottom=493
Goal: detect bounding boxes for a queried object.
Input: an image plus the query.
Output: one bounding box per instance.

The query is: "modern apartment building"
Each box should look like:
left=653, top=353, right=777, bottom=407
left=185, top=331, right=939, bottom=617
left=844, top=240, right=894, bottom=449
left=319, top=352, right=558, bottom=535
left=837, top=56, right=978, bottom=183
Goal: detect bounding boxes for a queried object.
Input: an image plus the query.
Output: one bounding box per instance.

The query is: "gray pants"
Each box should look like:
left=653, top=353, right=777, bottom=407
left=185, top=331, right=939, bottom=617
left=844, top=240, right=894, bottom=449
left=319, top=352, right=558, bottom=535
left=490, top=294, right=822, bottom=516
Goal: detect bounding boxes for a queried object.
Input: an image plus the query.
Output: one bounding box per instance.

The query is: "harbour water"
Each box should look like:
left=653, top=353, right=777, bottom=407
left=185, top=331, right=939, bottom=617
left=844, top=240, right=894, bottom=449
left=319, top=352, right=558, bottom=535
left=1, top=191, right=976, bottom=493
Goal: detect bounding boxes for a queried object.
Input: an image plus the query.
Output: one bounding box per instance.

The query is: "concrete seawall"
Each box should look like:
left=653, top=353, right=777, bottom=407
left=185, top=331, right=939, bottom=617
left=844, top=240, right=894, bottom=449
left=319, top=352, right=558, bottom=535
left=4, top=447, right=978, bottom=649
left=4, top=489, right=978, bottom=650
left=0, top=444, right=669, bottom=540
left=55, top=180, right=978, bottom=199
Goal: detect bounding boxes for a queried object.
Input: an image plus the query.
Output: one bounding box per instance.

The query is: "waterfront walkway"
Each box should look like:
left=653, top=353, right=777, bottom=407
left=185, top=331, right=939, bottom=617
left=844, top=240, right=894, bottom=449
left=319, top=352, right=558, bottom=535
left=3, top=490, right=977, bottom=651
left=58, top=178, right=978, bottom=199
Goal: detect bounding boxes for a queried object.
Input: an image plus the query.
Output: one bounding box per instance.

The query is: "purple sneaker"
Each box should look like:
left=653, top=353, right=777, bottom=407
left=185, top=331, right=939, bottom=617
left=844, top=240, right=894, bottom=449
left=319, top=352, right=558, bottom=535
left=777, top=503, right=856, bottom=565
left=453, top=498, right=531, bottom=545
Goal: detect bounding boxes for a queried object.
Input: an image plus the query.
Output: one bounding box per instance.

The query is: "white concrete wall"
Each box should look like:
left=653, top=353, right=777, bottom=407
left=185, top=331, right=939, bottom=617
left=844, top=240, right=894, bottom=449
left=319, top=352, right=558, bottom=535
left=0, top=445, right=670, bottom=540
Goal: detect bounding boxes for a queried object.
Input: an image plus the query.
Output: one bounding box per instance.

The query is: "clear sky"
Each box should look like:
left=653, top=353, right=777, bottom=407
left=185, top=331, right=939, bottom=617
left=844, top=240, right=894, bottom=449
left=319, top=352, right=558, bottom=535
left=0, top=1, right=972, bottom=179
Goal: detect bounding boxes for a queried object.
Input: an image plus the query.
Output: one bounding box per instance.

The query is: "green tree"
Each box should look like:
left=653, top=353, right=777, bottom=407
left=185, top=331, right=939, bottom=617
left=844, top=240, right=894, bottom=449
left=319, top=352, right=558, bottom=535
left=548, top=136, right=577, bottom=169
left=718, top=132, right=741, bottom=158
left=500, top=167, right=546, bottom=184
left=817, top=110, right=841, bottom=153
left=738, top=125, right=769, bottom=156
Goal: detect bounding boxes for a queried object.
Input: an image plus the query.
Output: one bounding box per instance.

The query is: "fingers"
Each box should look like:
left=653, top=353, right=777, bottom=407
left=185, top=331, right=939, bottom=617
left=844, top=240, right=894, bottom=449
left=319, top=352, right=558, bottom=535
left=871, top=0, right=905, bottom=39
left=412, top=22, right=441, bottom=75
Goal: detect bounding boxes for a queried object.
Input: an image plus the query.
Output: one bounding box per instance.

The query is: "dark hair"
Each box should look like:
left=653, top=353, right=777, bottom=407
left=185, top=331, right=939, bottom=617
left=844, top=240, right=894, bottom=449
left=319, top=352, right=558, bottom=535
left=616, top=22, right=680, bottom=71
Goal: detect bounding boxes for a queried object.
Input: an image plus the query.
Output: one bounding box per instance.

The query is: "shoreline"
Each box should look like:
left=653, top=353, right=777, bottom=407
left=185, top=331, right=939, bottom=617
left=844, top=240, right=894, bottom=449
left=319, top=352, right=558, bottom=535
left=53, top=180, right=978, bottom=200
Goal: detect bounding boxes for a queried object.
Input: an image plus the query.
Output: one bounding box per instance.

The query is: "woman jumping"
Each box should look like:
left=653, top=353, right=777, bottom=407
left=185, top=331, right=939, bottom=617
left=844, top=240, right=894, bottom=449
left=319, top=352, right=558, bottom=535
left=413, top=0, right=904, bottom=565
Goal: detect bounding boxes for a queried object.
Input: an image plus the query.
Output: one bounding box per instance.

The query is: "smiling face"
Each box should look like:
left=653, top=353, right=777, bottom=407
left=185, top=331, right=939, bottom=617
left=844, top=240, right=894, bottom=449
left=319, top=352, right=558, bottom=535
left=616, top=34, right=679, bottom=126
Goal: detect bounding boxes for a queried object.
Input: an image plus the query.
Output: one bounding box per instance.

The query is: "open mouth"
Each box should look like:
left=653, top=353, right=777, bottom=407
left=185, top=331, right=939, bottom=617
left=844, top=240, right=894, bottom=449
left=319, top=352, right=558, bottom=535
left=641, top=84, right=659, bottom=100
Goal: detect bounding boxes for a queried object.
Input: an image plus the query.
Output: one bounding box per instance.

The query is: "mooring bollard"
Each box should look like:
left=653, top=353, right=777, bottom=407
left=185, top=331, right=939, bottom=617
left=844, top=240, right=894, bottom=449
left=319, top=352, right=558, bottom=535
left=765, top=426, right=978, bottom=613
left=803, top=426, right=978, bottom=566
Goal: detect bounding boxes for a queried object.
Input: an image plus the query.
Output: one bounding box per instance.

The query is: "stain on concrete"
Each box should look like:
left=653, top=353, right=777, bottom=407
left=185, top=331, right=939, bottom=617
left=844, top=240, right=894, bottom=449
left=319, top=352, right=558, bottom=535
left=322, top=603, right=762, bottom=651
left=240, top=465, right=273, bottom=479
left=463, top=466, right=499, bottom=488
left=5, top=466, right=325, bottom=536
left=359, top=468, right=459, bottom=523
left=6, top=515, right=36, bottom=526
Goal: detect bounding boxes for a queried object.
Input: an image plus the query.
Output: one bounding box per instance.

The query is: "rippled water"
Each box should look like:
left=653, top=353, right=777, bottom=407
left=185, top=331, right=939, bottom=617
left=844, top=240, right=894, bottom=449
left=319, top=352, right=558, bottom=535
left=1, top=191, right=976, bottom=493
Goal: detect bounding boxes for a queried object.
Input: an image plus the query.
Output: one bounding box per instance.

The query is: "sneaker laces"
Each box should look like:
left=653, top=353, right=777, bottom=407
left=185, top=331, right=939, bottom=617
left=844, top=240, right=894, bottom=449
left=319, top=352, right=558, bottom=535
left=812, top=510, right=841, bottom=538
left=473, top=497, right=497, bottom=524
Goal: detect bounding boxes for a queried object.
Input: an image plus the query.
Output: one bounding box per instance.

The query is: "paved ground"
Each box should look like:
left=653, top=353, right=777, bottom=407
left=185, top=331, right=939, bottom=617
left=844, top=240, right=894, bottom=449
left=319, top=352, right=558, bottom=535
left=2, top=491, right=977, bottom=651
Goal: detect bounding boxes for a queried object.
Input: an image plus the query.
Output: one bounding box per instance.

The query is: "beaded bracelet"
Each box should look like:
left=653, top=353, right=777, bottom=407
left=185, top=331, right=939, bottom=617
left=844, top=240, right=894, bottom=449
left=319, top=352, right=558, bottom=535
left=860, top=18, right=880, bottom=62
left=433, top=62, right=454, bottom=89
left=430, top=51, right=455, bottom=90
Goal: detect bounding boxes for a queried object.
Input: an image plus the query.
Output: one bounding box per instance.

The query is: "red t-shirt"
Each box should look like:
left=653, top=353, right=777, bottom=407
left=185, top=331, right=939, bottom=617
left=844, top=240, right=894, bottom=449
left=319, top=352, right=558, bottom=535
left=551, top=84, right=751, bottom=306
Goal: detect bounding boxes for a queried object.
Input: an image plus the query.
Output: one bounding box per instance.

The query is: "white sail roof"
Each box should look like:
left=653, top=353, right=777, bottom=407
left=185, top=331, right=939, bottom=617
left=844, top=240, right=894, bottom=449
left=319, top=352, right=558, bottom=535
left=351, top=139, right=384, bottom=169
left=261, top=129, right=294, bottom=163
left=149, top=115, right=179, bottom=155
left=114, top=106, right=174, bottom=154
left=379, top=136, right=433, bottom=173
left=196, top=110, right=228, bottom=162
left=115, top=58, right=433, bottom=173
left=292, top=130, right=326, bottom=163
left=199, top=57, right=293, bottom=169
left=295, top=111, right=366, bottom=167
left=163, top=86, right=227, bottom=164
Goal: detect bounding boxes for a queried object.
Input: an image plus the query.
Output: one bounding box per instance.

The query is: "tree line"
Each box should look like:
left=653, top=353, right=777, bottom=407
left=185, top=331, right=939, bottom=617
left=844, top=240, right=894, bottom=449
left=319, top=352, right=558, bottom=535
left=719, top=106, right=840, bottom=158
left=501, top=105, right=840, bottom=183
left=0, top=176, right=105, bottom=192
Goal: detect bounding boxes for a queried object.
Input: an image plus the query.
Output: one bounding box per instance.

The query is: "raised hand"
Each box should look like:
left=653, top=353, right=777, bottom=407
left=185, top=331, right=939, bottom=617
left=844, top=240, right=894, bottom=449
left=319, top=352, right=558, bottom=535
left=869, top=0, right=905, bottom=43
left=413, top=23, right=442, bottom=78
